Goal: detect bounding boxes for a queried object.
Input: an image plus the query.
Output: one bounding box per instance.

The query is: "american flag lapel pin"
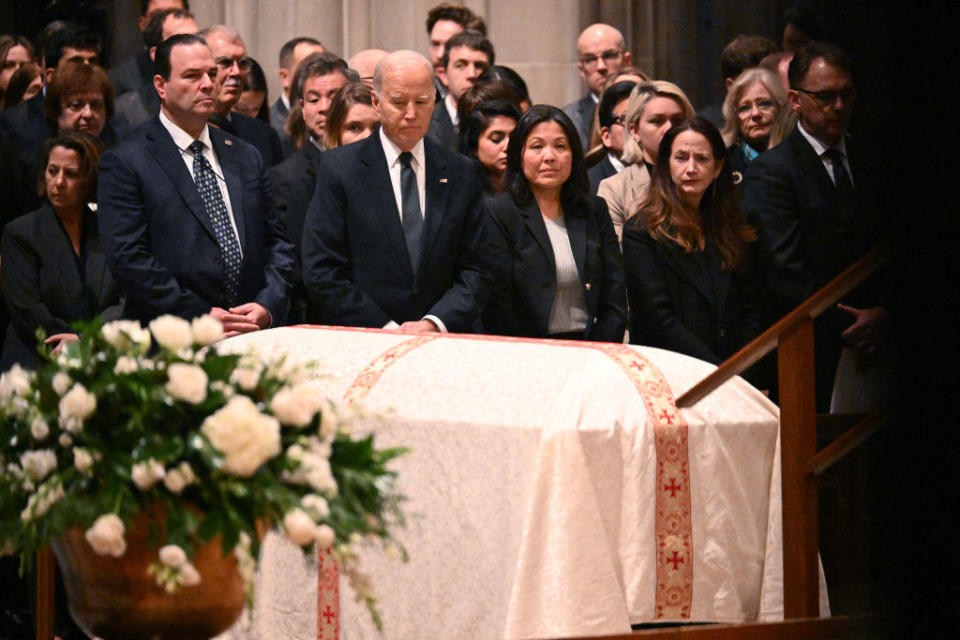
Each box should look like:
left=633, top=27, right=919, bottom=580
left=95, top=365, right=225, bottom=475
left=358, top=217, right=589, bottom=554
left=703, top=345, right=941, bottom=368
left=224, top=139, right=232, bottom=146
left=440, top=178, right=448, bottom=183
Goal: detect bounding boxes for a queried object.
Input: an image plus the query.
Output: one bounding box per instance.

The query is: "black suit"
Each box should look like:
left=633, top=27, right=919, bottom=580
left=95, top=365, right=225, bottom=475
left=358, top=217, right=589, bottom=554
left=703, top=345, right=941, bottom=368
left=302, top=132, right=489, bottom=332
left=268, top=142, right=324, bottom=323
left=562, top=93, right=596, bottom=148
left=109, top=50, right=153, bottom=96
left=622, top=226, right=760, bottom=365
left=1, top=204, right=122, bottom=369
left=427, top=100, right=458, bottom=151
left=269, top=97, right=289, bottom=134
left=483, top=192, right=626, bottom=342
left=587, top=154, right=618, bottom=194
left=113, top=82, right=161, bottom=130
left=742, top=126, right=881, bottom=408
left=97, top=116, right=296, bottom=324
left=211, top=111, right=286, bottom=166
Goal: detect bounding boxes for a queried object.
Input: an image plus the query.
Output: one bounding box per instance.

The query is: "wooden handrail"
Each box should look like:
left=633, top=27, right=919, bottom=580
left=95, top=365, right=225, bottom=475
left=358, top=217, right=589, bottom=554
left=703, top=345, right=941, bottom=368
left=804, top=411, right=889, bottom=476
left=676, top=241, right=891, bottom=408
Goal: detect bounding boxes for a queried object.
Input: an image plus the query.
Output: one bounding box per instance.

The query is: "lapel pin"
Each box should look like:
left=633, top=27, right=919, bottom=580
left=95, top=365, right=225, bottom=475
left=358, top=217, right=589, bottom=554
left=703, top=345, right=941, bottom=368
left=224, top=139, right=233, bottom=146
left=439, top=178, right=448, bottom=183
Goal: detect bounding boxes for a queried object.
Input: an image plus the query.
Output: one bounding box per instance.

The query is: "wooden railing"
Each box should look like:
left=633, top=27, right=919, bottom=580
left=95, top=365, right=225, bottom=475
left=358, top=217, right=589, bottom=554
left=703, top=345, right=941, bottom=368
left=676, top=241, right=892, bottom=619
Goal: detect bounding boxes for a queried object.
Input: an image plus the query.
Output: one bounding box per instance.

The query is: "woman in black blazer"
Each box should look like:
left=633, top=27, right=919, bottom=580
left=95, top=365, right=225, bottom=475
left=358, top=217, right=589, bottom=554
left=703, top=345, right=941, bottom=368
left=1, top=131, right=121, bottom=369
left=483, top=105, right=626, bottom=342
left=622, top=118, right=759, bottom=365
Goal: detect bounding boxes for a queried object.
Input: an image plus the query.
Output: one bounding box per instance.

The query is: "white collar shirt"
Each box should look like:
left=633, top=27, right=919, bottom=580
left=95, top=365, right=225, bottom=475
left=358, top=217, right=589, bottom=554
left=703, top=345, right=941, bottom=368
left=158, top=109, right=242, bottom=255
left=379, top=126, right=426, bottom=221
left=797, top=121, right=853, bottom=187
left=444, top=93, right=459, bottom=128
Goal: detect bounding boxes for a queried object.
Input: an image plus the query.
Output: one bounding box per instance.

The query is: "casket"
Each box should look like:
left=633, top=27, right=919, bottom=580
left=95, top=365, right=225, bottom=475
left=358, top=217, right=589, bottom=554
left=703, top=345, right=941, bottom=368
left=219, top=326, right=821, bottom=639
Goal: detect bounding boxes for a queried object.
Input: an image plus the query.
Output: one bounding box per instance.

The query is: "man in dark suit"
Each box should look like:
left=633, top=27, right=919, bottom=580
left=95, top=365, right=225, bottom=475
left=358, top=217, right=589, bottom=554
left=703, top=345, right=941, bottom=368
left=424, top=3, right=486, bottom=102
left=302, top=50, right=489, bottom=333
left=112, top=7, right=198, bottom=130
left=562, top=24, right=631, bottom=148
left=588, top=79, right=635, bottom=194
left=270, top=37, right=325, bottom=135
left=428, top=30, right=493, bottom=151
left=97, top=34, right=295, bottom=333
left=109, top=0, right=189, bottom=96
left=198, top=25, right=285, bottom=166
left=268, top=53, right=351, bottom=323
left=742, top=42, right=886, bottom=410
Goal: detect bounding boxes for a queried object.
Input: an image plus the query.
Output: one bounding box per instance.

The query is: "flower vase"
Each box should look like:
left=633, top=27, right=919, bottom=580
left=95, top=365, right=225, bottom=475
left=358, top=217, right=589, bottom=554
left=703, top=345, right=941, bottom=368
left=50, top=504, right=246, bottom=640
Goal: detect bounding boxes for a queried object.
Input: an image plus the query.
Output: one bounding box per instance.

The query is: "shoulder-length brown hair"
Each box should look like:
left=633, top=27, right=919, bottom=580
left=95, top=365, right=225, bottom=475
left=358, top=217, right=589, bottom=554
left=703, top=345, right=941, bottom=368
left=629, top=117, right=755, bottom=271
left=37, top=130, right=105, bottom=206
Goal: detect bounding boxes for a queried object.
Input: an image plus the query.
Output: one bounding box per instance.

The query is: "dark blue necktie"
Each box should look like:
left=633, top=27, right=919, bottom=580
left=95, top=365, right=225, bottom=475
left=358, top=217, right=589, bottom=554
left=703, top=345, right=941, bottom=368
left=189, top=140, right=241, bottom=305
left=399, top=151, right=423, bottom=273
left=823, top=147, right=854, bottom=202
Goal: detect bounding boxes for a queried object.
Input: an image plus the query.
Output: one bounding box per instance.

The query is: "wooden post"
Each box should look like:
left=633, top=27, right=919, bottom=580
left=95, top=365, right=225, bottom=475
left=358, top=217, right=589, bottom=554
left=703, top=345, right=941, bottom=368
left=777, top=320, right=820, bottom=617
left=36, top=546, right=55, bottom=640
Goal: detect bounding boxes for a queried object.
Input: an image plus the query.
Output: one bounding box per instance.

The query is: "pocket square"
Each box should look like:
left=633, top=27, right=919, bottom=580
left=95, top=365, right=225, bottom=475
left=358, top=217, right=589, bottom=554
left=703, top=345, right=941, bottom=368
left=439, top=178, right=448, bottom=183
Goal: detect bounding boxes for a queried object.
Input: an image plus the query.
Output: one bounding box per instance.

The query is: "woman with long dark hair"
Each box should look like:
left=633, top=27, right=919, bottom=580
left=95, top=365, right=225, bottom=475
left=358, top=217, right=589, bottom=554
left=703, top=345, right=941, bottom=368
left=622, top=117, right=758, bottom=363
left=483, top=104, right=626, bottom=341
left=458, top=99, right=521, bottom=198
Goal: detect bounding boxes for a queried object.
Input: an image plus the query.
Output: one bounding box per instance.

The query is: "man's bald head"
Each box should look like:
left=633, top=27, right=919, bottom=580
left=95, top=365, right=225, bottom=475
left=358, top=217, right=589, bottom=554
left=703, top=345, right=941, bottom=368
left=372, top=50, right=434, bottom=94
left=576, top=23, right=631, bottom=95
left=349, top=49, right=389, bottom=87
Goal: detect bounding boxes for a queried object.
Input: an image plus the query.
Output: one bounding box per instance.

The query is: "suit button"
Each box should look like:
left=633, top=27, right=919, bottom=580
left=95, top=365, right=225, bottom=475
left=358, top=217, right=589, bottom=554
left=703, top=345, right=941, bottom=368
left=585, top=282, right=592, bottom=291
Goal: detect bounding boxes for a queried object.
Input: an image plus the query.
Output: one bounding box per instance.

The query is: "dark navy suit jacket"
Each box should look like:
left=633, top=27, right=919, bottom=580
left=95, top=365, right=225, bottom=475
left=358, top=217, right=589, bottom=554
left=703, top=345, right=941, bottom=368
left=96, top=116, right=295, bottom=324
left=301, top=131, right=489, bottom=332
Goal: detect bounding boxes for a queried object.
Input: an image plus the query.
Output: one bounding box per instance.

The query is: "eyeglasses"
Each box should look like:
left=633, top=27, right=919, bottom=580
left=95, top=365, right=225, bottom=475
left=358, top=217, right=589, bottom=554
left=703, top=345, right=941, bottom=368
left=612, top=113, right=627, bottom=126
left=796, top=87, right=856, bottom=106
left=735, top=100, right=777, bottom=117
left=215, top=56, right=252, bottom=72
left=580, top=49, right=623, bottom=69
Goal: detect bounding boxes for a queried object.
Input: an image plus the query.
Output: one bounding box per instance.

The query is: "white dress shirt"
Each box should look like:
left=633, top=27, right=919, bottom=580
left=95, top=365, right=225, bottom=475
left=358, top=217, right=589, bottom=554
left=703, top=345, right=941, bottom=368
left=444, top=93, right=460, bottom=128
left=797, top=121, right=853, bottom=187
left=158, top=109, right=243, bottom=255
left=377, top=129, right=446, bottom=332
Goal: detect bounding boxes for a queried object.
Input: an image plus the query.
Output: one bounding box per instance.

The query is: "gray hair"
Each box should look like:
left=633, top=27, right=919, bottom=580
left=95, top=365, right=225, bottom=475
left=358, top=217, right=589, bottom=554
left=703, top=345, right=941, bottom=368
left=720, top=66, right=787, bottom=148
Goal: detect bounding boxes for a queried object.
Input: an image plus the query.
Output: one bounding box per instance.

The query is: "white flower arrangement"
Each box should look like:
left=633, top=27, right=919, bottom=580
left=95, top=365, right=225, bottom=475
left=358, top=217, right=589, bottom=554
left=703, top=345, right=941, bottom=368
left=0, top=315, right=406, bottom=627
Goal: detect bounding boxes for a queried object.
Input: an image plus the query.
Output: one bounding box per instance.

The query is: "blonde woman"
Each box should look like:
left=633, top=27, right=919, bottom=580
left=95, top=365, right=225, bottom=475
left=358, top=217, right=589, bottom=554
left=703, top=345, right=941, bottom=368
left=720, top=67, right=789, bottom=179
left=597, top=80, right=694, bottom=242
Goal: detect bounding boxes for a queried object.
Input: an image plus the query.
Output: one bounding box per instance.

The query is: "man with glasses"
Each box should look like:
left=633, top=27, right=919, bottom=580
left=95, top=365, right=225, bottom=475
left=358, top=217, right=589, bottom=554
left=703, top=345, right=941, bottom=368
left=588, top=79, right=636, bottom=193
left=199, top=25, right=284, bottom=166
left=563, top=23, right=631, bottom=147
left=743, top=41, right=886, bottom=411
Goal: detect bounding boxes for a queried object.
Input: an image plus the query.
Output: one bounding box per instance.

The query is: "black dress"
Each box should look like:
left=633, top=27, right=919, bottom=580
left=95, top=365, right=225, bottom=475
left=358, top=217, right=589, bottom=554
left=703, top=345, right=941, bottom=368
left=1, top=203, right=122, bottom=369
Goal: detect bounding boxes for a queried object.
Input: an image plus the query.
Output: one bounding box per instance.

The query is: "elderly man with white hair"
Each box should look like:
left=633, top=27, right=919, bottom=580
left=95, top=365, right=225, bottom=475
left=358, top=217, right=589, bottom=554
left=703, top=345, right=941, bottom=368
left=302, top=50, right=490, bottom=333
left=563, top=23, right=632, bottom=147
left=198, top=25, right=285, bottom=165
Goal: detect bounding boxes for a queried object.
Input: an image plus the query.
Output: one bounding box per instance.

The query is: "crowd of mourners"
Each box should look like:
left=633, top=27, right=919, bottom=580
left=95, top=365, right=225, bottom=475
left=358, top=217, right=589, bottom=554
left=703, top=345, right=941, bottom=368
left=0, top=1, right=890, bottom=414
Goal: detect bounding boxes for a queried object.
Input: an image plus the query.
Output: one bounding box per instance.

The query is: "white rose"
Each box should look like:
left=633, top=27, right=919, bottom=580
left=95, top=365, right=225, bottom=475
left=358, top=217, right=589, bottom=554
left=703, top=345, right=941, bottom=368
left=191, top=315, right=224, bottom=346
left=301, top=494, right=330, bottom=518
left=318, top=399, right=339, bottom=439
left=102, top=319, right=151, bottom=353
left=0, top=364, right=32, bottom=401
left=229, top=365, right=261, bottom=391
left=165, top=461, right=196, bottom=493
left=114, top=356, right=138, bottom=375
left=315, top=524, right=335, bottom=549
left=52, top=372, right=72, bottom=396
left=149, top=315, right=194, bottom=351
left=58, top=433, right=72, bottom=447
left=131, top=459, right=165, bottom=490
left=179, top=562, right=201, bottom=587
left=209, top=381, right=234, bottom=398
left=85, top=514, right=126, bottom=557
left=165, top=363, right=208, bottom=404
left=158, top=544, right=187, bottom=569
left=30, top=418, right=49, bottom=441
left=201, top=396, right=281, bottom=477
left=73, top=448, right=94, bottom=473
left=283, top=509, right=318, bottom=546
left=270, top=384, right=325, bottom=427
left=20, top=479, right=64, bottom=522
left=20, top=449, right=57, bottom=481
left=58, top=384, right=96, bottom=433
